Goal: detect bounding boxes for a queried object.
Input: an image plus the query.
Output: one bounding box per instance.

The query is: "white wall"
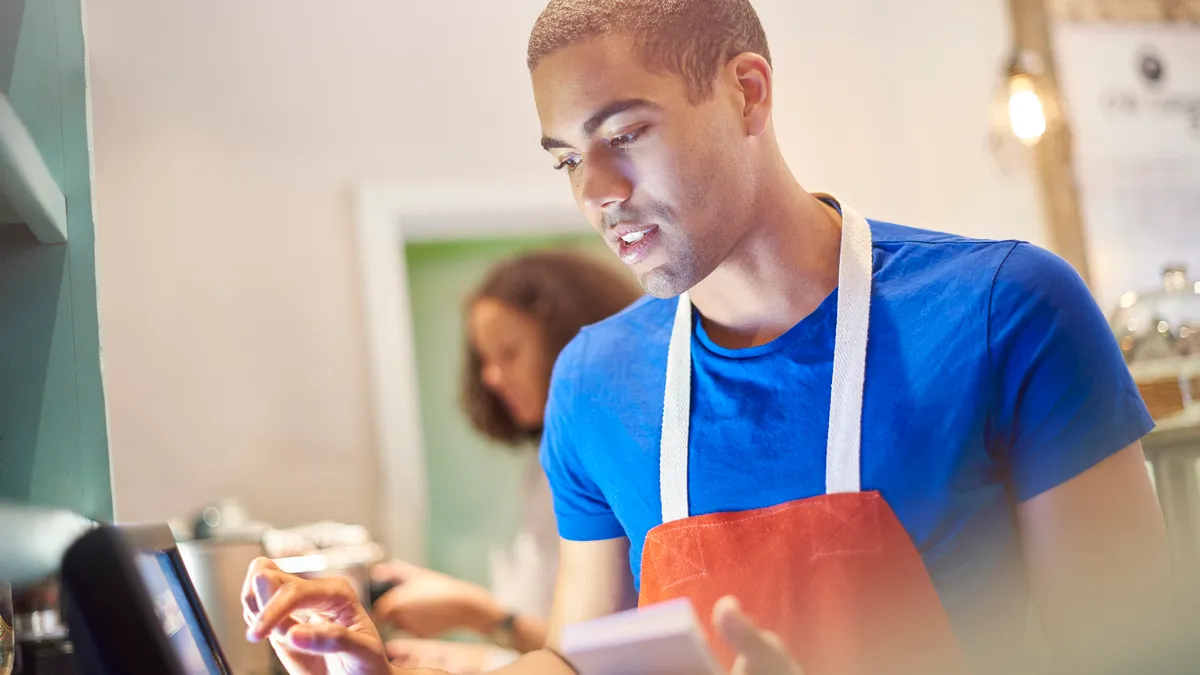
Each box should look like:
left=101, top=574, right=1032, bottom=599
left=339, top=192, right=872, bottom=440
left=87, top=0, right=1041, bottom=535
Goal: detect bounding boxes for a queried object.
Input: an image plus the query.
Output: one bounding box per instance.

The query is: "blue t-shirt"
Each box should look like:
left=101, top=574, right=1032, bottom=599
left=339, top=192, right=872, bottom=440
left=539, top=219, right=1154, bottom=669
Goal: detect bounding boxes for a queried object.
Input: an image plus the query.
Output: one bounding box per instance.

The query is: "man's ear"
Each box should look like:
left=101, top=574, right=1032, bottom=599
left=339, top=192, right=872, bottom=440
left=728, top=53, right=772, bottom=136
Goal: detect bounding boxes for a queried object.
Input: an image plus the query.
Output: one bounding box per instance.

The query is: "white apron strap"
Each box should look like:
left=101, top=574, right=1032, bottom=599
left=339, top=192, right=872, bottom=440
left=658, top=202, right=875, bottom=523
left=826, top=205, right=873, bottom=494
left=659, top=291, right=694, bottom=524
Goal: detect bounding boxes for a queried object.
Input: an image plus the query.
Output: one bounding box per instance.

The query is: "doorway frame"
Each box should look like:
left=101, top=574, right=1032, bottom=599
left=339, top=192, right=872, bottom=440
left=353, top=179, right=584, bottom=562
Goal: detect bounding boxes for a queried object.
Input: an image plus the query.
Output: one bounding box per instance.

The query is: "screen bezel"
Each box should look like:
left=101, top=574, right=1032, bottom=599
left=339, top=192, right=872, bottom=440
left=61, top=523, right=237, bottom=675
left=118, top=524, right=235, bottom=675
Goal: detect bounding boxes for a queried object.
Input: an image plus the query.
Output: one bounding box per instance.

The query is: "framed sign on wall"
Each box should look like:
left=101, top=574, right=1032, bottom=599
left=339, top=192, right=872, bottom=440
left=1053, top=22, right=1200, bottom=310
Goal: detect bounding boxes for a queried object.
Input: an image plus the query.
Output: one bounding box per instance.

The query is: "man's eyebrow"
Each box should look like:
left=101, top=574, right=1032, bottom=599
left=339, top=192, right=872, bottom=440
left=540, top=98, right=659, bottom=151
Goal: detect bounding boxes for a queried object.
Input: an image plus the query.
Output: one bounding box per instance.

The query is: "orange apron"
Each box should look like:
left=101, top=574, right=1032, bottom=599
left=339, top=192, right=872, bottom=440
left=638, top=204, right=967, bottom=675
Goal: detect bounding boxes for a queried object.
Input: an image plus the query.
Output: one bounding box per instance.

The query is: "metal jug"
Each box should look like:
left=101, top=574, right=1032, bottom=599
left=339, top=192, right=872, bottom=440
left=177, top=538, right=273, bottom=675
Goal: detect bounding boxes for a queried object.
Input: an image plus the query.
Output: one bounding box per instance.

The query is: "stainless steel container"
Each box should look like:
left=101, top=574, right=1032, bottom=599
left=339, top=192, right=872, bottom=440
left=177, top=538, right=273, bottom=675
left=1144, top=424, right=1200, bottom=601
left=272, top=544, right=383, bottom=608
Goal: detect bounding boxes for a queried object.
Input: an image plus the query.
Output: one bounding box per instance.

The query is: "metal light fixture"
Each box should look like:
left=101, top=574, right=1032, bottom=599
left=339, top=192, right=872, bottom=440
left=1007, top=68, right=1048, bottom=144
left=989, top=49, right=1068, bottom=170
left=988, top=0, right=1093, bottom=284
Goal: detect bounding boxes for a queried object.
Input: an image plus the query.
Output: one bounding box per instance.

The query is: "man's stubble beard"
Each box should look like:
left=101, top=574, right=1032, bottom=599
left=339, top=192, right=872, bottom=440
left=639, top=265, right=690, bottom=299
left=636, top=231, right=716, bottom=299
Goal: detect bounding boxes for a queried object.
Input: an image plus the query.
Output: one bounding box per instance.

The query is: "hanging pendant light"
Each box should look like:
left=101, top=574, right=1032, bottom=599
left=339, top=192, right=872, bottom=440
left=989, top=48, right=1069, bottom=172
left=1008, top=70, right=1048, bottom=144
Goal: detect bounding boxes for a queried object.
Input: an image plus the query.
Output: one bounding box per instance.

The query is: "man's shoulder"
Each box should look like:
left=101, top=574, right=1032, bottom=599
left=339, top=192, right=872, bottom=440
left=869, top=218, right=1022, bottom=254
left=868, top=219, right=1071, bottom=297
left=870, top=219, right=1066, bottom=270
left=875, top=218, right=1092, bottom=312
left=868, top=220, right=1013, bottom=298
left=867, top=220, right=1097, bottom=331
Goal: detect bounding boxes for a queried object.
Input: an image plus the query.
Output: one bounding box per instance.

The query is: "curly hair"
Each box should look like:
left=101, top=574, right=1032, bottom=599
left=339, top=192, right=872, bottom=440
left=527, top=0, right=772, bottom=102
left=461, top=249, right=641, bottom=446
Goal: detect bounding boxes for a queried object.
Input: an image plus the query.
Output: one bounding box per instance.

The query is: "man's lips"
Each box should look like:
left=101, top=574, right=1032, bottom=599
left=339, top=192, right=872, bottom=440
left=613, top=224, right=660, bottom=265
left=609, top=223, right=657, bottom=246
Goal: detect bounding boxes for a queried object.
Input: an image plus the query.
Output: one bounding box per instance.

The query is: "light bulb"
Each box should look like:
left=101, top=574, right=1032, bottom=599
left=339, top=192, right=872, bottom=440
left=1007, top=75, right=1046, bottom=144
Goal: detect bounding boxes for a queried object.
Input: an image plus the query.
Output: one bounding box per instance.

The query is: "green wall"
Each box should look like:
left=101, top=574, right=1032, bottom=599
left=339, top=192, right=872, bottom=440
left=405, top=234, right=615, bottom=585
left=0, top=0, right=112, bottom=522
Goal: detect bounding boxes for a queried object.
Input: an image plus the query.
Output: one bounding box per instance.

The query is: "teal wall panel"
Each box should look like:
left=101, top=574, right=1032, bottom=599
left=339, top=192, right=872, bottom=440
left=0, top=0, right=112, bottom=522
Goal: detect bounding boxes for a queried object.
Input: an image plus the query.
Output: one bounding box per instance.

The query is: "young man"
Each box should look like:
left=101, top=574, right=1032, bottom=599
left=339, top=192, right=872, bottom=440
left=243, top=1, right=1170, bottom=673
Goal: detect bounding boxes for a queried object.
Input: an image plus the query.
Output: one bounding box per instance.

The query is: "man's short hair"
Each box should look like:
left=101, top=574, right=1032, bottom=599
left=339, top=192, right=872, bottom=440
left=527, top=0, right=772, bottom=103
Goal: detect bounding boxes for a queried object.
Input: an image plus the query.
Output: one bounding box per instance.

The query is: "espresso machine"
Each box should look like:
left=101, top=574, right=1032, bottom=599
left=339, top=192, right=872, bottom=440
left=0, top=504, right=94, bottom=675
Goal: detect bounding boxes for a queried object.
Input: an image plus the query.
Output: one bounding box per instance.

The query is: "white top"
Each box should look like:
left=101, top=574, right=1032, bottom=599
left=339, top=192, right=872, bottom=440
left=488, top=453, right=559, bottom=621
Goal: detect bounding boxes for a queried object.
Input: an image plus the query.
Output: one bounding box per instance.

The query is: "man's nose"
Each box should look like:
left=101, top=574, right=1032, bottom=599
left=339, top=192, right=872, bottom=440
left=579, top=154, right=633, bottom=215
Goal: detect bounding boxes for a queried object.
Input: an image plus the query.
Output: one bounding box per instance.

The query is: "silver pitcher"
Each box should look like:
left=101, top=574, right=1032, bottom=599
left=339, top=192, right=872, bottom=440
left=178, top=538, right=274, bottom=675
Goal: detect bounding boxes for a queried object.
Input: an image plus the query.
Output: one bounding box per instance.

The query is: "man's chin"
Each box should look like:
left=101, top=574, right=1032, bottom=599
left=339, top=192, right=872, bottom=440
left=638, top=266, right=692, bottom=300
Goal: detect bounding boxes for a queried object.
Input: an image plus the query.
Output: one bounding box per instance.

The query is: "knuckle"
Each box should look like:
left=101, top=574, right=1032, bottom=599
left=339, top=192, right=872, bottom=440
left=272, top=576, right=300, bottom=600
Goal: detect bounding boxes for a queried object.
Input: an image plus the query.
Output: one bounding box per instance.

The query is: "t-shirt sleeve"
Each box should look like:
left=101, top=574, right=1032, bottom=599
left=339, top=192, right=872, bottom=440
left=988, top=243, right=1155, bottom=502
left=539, top=332, right=626, bottom=541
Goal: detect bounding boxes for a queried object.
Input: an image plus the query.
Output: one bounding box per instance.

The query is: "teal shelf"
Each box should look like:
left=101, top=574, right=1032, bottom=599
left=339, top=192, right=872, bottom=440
left=0, top=91, right=67, bottom=244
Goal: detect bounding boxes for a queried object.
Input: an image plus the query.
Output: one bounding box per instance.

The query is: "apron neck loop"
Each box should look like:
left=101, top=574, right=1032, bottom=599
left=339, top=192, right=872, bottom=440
left=824, top=205, right=873, bottom=494
left=658, top=202, right=875, bottom=523
left=660, top=292, right=694, bottom=524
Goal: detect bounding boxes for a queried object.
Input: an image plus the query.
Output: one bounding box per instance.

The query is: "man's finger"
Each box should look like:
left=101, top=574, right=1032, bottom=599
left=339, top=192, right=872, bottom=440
left=253, top=570, right=283, bottom=624
left=247, top=579, right=299, bottom=642
left=248, top=575, right=357, bottom=643
left=241, top=557, right=280, bottom=617
left=247, top=575, right=313, bottom=643
left=251, top=568, right=310, bottom=638
left=285, top=622, right=382, bottom=662
left=250, top=566, right=292, bottom=619
left=712, top=596, right=797, bottom=674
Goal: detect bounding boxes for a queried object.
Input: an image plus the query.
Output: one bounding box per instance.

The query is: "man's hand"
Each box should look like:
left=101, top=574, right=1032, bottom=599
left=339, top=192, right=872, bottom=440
left=241, top=557, right=393, bottom=675
left=372, top=560, right=504, bottom=638
left=712, top=596, right=804, bottom=675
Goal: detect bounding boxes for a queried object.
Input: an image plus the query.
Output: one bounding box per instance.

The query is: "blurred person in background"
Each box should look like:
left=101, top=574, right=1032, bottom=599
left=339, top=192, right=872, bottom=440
left=371, top=250, right=640, bottom=673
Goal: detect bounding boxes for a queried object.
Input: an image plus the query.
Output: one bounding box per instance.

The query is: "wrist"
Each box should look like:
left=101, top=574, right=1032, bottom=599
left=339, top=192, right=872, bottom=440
left=485, top=611, right=520, bottom=650
left=470, top=596, right=509, bottom=634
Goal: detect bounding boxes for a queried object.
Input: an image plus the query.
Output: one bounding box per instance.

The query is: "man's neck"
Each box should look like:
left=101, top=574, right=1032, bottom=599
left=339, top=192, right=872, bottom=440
left=688, top=184, right=843, bottom=351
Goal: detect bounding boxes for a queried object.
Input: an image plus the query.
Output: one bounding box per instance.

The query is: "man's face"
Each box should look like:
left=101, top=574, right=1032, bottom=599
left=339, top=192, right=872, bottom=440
left=532, top=36, right=756, bottom=298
